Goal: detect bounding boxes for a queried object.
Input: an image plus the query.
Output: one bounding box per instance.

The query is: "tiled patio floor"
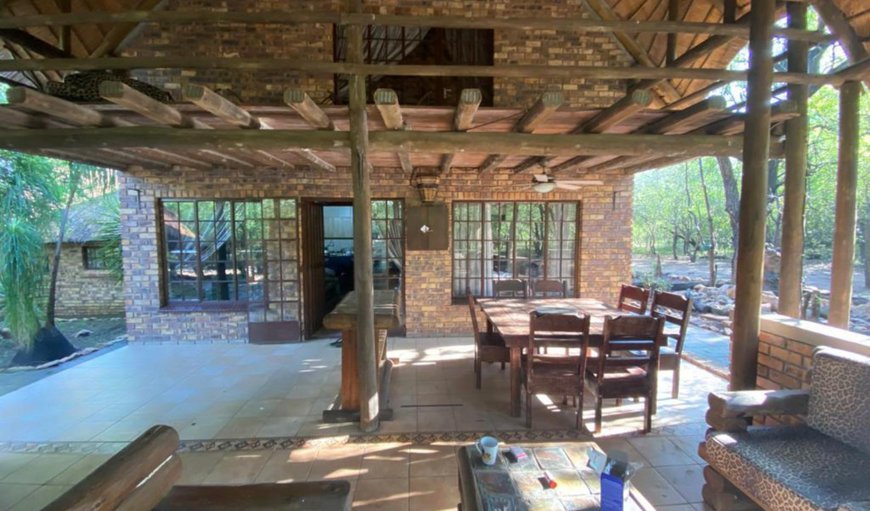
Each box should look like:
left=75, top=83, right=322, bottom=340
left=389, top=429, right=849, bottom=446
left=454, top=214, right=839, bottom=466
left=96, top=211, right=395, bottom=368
left=0, top=337, right=725, bottom=510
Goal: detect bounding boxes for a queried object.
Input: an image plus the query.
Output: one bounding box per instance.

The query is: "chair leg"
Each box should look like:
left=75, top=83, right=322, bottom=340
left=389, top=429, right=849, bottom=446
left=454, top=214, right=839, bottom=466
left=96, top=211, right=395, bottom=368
left=594, top=396, right=603, bottom=434
left=475, top=358, right=482, bottom=390
left=575, top=389, right=584, bottom=430
left=671, top=362, right=681, bottom=399
left=525, top=392, right=533, bottom=429
left=501, top=362, right=506, bottom=370
left=643, top=394, right=652, bottom=433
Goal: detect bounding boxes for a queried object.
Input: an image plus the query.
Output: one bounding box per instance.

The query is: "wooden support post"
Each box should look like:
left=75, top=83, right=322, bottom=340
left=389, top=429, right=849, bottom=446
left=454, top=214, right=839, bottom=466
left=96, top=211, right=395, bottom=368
left=731, top=0, right=775, bottom=391
left=58, top=0, right=71, bottom=54
left=374, top=88, right=413, bottom=173
left=778, top=2, right=809, bottom=318
left=284, top=89, right=334, bottom=130
left=828, top=81, right=861, bottom=328
left=440, top=88, right=482, bottom=174
left=347, top=0, right=378, bottom=432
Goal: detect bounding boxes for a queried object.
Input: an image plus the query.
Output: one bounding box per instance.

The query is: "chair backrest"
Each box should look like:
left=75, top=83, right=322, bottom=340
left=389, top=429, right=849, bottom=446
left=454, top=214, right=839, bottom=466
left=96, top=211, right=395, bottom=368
left=494, top=279, right=527, bottom=298
left=806, top=347, right=870, bottom=455
left=650, top=291, right=692, bottom=353
left=466, top=288, right=482, bottom=345
left=618, top=284, right=650, bottom=314
left=594, top=315, right=663, bottom=383
left=531, top=279, right=567, bottom=298
left=527, top=312, right=590, bottom=381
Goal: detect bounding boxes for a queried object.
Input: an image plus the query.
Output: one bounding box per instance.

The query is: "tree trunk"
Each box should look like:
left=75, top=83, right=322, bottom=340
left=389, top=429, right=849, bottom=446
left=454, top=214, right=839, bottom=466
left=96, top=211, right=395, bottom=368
left=699, top=159, right=718, bottom=286
left=45, top=167, right=80, bottom=327
left=716, top=156, right=740, bottom=280
left=864, top=200, right=870, bottom=288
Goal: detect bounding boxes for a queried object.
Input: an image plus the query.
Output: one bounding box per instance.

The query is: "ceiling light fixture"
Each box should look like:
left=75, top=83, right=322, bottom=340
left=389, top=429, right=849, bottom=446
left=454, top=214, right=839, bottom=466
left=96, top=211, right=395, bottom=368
left=533, top=182, right=556, bottom=193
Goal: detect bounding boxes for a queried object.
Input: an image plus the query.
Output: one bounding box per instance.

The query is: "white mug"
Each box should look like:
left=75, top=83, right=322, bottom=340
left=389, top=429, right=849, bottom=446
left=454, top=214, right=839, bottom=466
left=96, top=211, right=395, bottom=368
left=476, top=436, right=499, bottom=466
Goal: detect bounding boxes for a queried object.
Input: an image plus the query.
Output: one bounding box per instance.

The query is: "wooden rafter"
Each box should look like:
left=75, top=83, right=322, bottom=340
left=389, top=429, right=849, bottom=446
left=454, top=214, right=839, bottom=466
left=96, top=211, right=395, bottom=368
left=0, top=28, right=71, bottom=58
left=811, top=0, right=868, bottom=63
left=90, top=0, right=167, bottom=58
left=0, top=10, right=832, bottom=42
left=284, top=89, right=335, bottom=130
left=513, top=89, right=653, bottom=174
left=479, top=92, right=563, bottom=174
left=440, top=88, right=482, bottom=174
left=0, top=57, right=844, bottom=85
left=373, top=88, right=412, bottom=174
left=582, top=0, right=682, bottom=103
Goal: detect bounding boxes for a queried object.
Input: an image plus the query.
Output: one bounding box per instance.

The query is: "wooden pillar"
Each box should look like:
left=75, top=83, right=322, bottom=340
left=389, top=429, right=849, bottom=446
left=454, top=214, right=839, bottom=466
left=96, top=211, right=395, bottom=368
left=778, top=2, right=809, bottom=318
left=346, top=0, right=379, bottom=432
left=730, top=0, right=774, bottom=391
left=828, top=81, right=861, bottom=328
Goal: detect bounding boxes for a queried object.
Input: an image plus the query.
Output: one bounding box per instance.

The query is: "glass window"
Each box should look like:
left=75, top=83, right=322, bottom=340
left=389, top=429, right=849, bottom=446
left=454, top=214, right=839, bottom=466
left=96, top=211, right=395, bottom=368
left=161, top=198, right=298, bottom=306
left=82, top=245, right=109, bottom=270
left=452, top=202, right=578, bottom=298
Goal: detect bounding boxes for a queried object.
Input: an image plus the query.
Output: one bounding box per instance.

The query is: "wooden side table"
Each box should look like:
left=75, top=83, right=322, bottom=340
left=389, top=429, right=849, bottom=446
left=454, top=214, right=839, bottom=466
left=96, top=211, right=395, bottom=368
left=457, top=442, right=654, bottom=510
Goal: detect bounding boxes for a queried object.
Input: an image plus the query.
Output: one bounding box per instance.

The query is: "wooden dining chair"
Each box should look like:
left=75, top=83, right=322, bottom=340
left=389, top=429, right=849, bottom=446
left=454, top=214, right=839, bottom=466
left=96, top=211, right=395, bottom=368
left=493, top=279, right=527, bottom=298
left=617, top=284, right=650, bottom=314
left=522, top=311, right=590, bottom=429
left=585, top=315, right=664, bottom=433
left=531, top=279, right=567, bottom=298
left=650, top=291, right=692, bottom=402
left=467, top=289, right=510, bottom=389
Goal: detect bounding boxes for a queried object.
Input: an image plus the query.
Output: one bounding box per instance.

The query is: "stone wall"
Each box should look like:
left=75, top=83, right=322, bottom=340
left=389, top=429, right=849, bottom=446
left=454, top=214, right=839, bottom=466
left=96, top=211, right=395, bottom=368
left=52, top=245, right=125, bottom=318
left=119, top=166, right=633, bottom=342
left=125, top=0, right=632, bottom=108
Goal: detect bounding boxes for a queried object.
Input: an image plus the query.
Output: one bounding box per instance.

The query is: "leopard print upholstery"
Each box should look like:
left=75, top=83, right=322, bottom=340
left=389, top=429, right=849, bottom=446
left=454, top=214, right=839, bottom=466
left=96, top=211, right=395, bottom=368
left=806, top=348, right=870, bottom=455
left=47, top=71, right=172, bottom=103
left=706, top=426, right=870, bottom=511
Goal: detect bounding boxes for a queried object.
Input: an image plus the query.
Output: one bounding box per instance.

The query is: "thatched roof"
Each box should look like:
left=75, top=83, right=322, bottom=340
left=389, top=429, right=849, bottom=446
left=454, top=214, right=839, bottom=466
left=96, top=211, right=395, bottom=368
left=48, top=194, right=117, bottom=244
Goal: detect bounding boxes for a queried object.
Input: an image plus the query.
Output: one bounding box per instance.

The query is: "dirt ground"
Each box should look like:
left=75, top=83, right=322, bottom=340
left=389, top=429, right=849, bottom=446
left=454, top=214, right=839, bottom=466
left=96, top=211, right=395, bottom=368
left=0, top=317, right=126, bottom=368
left=633, top=255, right=870, bottom=296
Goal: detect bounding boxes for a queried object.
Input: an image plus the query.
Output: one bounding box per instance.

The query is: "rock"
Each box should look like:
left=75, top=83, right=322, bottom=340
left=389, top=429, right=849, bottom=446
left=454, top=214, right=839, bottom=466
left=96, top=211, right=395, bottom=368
left=74, top=329, right=93, bottom=339
left=0, top=328, right=11, bottom=340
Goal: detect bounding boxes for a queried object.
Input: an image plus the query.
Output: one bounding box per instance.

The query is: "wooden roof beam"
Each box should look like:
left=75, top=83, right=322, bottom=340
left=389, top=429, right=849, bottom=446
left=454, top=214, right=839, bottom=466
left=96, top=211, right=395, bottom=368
left=480, top=91, right=563, bottom=174
left=284, top=89, right=334, bottom=130
left=7, top=86, right=129, bottom=127
left=811, top=0, right=868, bottom=63
left=582, top=0, right=682, bottom=104
left=513, top=88, right=653, bottom=174
left=0, top=58, right=846, bottom=86
left=0, top=129, right=757, bottom=160
left=183, top=84, right=332, bottom=172
left=374, top=88, right=412, bottom=174
left=0, top=11, right=832, bottom=42
left=90, top=0, right=167, bottom=58
left=440, top=88, right=482, bottom=174
left=0, top=29, right=72, bottom=58
left=554, top=95, right=729, bottom=173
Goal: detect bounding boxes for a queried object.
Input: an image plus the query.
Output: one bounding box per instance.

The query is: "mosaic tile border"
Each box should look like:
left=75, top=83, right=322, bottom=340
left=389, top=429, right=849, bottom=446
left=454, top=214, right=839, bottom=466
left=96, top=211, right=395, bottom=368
left=0, top=430, right=593, bottom=455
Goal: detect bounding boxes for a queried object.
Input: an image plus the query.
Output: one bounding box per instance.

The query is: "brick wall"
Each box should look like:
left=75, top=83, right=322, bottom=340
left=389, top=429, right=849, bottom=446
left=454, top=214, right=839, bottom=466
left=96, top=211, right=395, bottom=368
left=126, top=0, right=632, bottom=108
left=119, top=166, right=633, bottom=342
left=52, top=245, right=125, bottom=318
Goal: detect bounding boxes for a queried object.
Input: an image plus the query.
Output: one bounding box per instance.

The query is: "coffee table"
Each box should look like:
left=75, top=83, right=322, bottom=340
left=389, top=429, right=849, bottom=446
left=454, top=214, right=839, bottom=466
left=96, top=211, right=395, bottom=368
left=457, top=442, right=654, bottom=511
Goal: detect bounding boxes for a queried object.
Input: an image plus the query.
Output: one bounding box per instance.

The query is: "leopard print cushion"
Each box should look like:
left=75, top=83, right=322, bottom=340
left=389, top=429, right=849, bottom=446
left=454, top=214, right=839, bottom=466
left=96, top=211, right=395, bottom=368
left=47, top=71, right=172, bottom=103
left=806, top=347, right=870, bottom=455
left=706, top=426, right=870, bottom=511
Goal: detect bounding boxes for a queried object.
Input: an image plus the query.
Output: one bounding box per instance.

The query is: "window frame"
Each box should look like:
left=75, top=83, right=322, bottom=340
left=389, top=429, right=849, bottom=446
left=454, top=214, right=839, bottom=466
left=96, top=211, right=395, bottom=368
left=158, top=198, right=300, bottom=310
left=82, top=244, right=109, bottom=271
left=451, top=200, right=580, bottom=300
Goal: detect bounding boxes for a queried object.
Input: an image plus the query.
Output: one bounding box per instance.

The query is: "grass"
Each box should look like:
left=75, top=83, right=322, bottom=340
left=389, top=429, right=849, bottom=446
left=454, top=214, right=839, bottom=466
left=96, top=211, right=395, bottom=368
left=0, top=317, right=126, bottom=368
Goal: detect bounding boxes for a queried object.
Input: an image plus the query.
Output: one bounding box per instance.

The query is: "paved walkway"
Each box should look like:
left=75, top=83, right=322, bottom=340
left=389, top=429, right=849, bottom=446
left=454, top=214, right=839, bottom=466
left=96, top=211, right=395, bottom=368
left=681, top=325, right=731, bottom=378
left=0, top=338, right=725, bottom=510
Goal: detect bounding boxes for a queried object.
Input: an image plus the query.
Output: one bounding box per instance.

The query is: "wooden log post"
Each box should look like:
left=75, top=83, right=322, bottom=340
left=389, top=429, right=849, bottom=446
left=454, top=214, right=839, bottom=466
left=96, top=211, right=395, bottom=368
left=374, top=88, right=413, bottom=174
left=43, top=425, right=179, bottom=511
left=828, top=81, right=862, bottom=328
left=440, top=88, right=482, bottom=174
left=779, top=2, right=810, bottom=318
left=347, top=0, right=379, bottom=432
left=730, top=0, right=775, bottom=391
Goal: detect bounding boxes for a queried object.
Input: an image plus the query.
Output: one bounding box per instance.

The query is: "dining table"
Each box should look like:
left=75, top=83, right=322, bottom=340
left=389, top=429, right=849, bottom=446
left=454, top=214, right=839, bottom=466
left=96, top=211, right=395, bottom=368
left=476, top=297, right=631, bottom=417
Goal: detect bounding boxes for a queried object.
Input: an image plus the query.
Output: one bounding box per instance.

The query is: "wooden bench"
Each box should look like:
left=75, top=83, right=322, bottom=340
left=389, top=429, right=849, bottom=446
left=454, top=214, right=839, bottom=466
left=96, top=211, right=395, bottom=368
left=43, top=425, right=352, bottom=511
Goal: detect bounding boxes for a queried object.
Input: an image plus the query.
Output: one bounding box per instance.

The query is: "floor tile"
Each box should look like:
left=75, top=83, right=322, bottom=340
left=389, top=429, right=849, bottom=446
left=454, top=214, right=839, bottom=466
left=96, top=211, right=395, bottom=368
left=353, top=477, right=409, bottom=510
left=202, top=451, right=270, bottom=485
left=254, top=450, right=312, bottom=483
left=409, top=476, right=460, bottom=511
left=48, top=454, right=111, bottom=485
left=7, top=485, right=69, bottom=511
left=0, top=483, right=38, bottom=511
left=177, top=452, right=224, bottom=485
left=630, top=467, right=687, bottom=507
left=627, top=436, right=697, bottom=467
left=657, top=464, right=705, bottom=504
left=1, top=455, right=82, bottom=485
